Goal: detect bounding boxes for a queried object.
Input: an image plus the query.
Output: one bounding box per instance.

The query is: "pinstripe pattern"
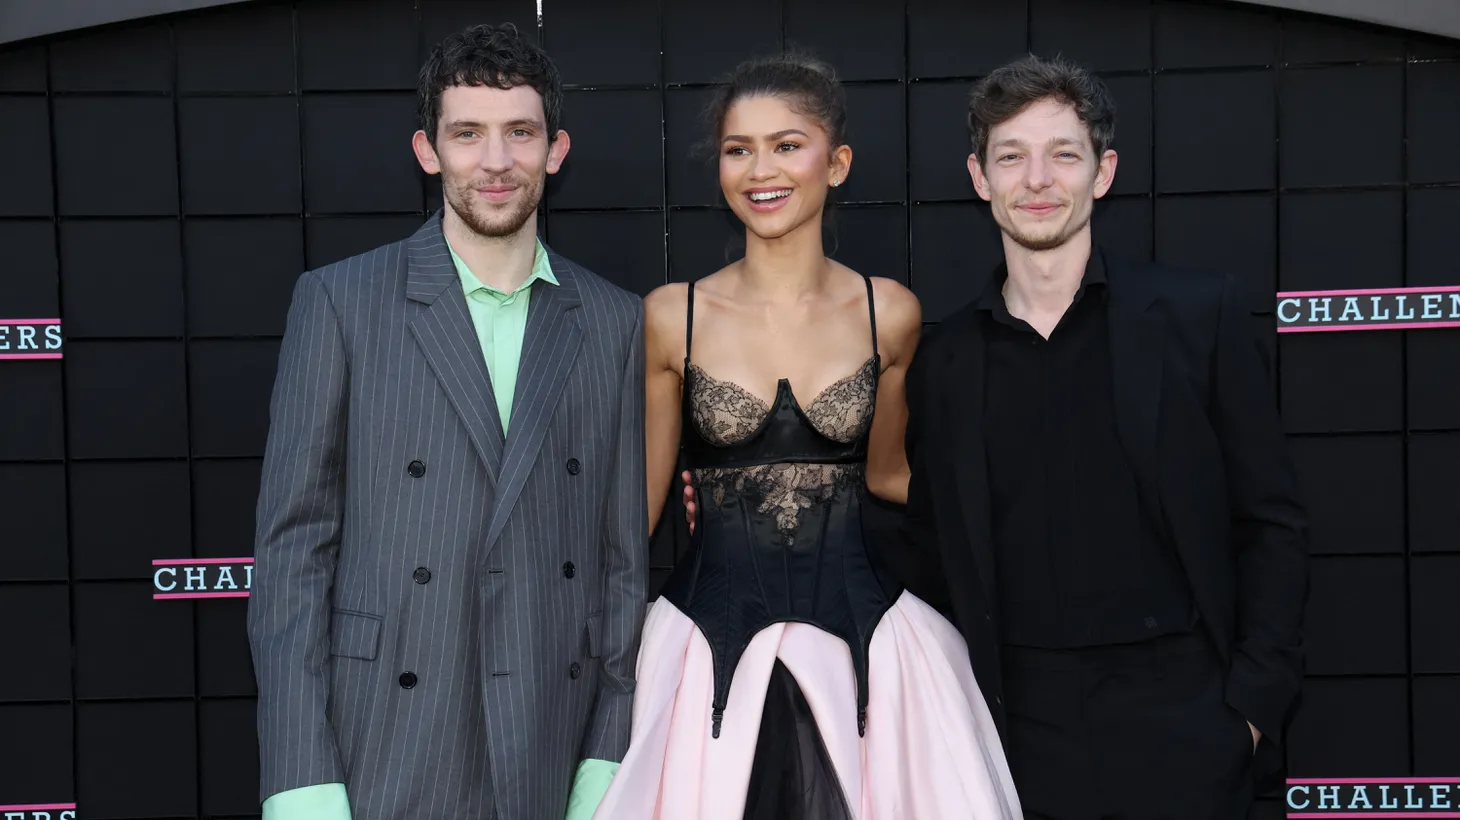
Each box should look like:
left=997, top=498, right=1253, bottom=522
left=248, top=213, right=649, bottom=820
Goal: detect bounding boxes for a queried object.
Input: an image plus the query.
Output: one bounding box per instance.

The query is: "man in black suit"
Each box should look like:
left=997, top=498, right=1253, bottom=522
left=890, top=55, right=1310, bottom=818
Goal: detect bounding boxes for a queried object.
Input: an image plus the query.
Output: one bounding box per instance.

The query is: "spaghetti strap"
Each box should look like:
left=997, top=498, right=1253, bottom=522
left=862, top=275, right=878, bottom=362
left=686, top=281, right=696, bottom=363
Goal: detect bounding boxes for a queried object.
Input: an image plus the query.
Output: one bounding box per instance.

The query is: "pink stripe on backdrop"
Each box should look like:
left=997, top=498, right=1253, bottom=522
left=0, top=318, right=61, bottom=325
left=154, top=591, right=251, bottom=600
left=151, top=557, right=254, bottom=565
left=0, top=805, right=77, bottom=811
left=1278, top=285, right=1460, bottom=298
left=1288, top=778, right=1460, bottom=784
left=1277, top=321, right=1460, bottom=333
left=1286, top=814, right=1460, bottom=818
left=0, top=353, right=63, bottom=359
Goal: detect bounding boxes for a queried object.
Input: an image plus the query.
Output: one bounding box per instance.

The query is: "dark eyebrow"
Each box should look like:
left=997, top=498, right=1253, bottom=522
left=992, top=136, right=1084, bottom=151
left=444, top=118, right=545, bottom=132
left=721, top=128, right=812, bottom=144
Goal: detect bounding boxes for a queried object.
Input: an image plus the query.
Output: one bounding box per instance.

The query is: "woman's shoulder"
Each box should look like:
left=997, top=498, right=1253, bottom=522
left=833, top=264, right=921, bottom=331
left=643, top=281, right=691, bottom=318
left=642, top=283, right=692, bottom=348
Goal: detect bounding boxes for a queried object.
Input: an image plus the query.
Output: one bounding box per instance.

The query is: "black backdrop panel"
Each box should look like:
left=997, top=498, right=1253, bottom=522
left=49, top=23, right=172, bottom=93
left=785, top=0, right=905, bottom=82
left=1409, top=62, right=1460, bottom=184
left=547, top=0, right=659, bottom=87
left=1415, top=677, right=1460, bottom=774
left=60, top=220, right=185, bottom=338
left=663, top=0, right=778, bottom=84
left=3, top=220, right=59, bottom=315
left=0, top=704, right=74, bottom=800
left=0, top=463, right=68, bottom=580
left=1410, top=433, right=1460, bottom=553
left=909, top=0, right=1028, bottom=78
left=1155, top=0, right=1278, bottom=68
left=0, top=98, right=52, bottom=217
left=0, top=43, right=46, bottom=91
left=179, top=97, right=303, bottom=215
left=175, top=1, right=296, bottom=93
left=1155, top=71, right=1275, bottom=194
left=2, top=0, right=1459, bottom=816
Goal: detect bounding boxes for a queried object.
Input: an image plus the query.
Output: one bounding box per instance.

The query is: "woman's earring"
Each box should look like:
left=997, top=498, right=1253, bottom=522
left=831, top=179, right=841, bottom=187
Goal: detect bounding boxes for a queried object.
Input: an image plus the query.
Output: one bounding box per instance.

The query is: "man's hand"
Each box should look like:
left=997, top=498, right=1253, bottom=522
left=682, top=470, right=696, bottom=534
left=1249, top=721, right=1261, bottom=753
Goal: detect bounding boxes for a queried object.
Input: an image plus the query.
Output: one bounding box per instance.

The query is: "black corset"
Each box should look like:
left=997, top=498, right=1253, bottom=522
left=657, top=278, right=903, bottom=740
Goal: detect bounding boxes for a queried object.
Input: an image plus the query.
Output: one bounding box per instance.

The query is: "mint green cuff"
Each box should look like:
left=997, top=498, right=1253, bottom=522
left=262, top=783, right=352, bottom=820
left=565, top=758, right=619, bottom=820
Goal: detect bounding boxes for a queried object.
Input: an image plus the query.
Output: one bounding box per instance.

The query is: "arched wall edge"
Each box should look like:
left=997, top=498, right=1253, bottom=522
left=2, top=0, right=1459, bottom=46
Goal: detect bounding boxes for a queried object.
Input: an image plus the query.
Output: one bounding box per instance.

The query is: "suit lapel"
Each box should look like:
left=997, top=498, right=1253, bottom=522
left=1105, top=256, right=1169, bottom=541
left=944, top=315, right=998, bottom=609
left=405, top=215, right=506, bottom=484
left=482, top=247, right=584, bottom=553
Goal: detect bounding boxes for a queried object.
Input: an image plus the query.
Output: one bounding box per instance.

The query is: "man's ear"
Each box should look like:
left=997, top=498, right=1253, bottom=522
left=968, top=153, right=992, bottom=203
left=547, top=130, right=571, bottom=174
left=413, top=130, right=441, bottom=176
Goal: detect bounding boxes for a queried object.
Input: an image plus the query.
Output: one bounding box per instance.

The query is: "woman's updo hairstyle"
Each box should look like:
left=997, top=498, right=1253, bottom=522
left=699, top=50, right=848, bottom=160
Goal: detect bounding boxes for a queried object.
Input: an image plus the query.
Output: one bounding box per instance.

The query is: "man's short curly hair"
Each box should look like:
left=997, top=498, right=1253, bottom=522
left=967, top=54, right=1116, bottom=165
left=417, top=23, right=563, bottom=143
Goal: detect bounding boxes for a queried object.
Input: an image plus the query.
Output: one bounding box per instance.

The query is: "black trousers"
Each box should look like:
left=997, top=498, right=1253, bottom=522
left=1002, top=630, right=1255, bottom=820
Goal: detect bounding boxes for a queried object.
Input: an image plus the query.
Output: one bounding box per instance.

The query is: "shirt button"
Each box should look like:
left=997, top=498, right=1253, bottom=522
left=565, top=458, right=581, bottom=475
left=407, top=460, right=426, bottom=478
left=569, top=662, right=581, bottom=679
left=562, top=561, right=576, bottom=579
left=413, top=567, right=431, bottom=584
left=399, top=672, right=418, bottom=689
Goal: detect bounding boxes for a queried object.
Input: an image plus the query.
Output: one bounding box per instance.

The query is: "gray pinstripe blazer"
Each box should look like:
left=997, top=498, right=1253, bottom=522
left=247, top=213, right=648, bottom=820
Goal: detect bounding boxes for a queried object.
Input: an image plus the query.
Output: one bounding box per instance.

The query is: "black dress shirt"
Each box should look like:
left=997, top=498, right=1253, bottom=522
left=978, top=252, right=1195, bottom=648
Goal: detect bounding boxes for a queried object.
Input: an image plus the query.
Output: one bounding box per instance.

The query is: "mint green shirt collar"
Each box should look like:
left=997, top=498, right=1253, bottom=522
left=448, top=238, right=558, bottom=300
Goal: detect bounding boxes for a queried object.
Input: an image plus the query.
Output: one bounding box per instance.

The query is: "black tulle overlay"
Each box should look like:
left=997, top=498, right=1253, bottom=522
left=741, top=659, right=857, bottom=820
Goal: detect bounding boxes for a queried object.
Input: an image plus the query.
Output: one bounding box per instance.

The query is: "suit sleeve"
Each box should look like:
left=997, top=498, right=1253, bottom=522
left=581, top=304, right=650, bottom=762
left=247, top=269, right=349, bottom=802
left=890, top=338, right=953, bottom=614
left=1212, top=274, right=1310, bottom=756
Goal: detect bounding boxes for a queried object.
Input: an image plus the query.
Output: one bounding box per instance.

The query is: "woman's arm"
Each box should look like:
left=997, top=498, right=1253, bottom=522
left=643, top=284, right=688, bottom=533
left=864, top=277, right=923, bottom=504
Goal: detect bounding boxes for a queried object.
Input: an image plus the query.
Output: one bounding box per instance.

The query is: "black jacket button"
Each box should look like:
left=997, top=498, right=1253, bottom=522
left=562, top=561, right=576, bottom=579
left=413, top=567, right=431, bottom=584
left=407, top=460, right=426, bottom=478
left=569, top=662, right=581, bottom=679
left=566, top=457, right=581, bottom=475
left=399, top=672, right=417, bottom=689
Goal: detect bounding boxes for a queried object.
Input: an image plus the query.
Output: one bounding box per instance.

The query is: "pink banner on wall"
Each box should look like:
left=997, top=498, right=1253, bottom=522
left=1276, top=287, right=1460, bottom=333
left=0, top=319, right=63, bottom=359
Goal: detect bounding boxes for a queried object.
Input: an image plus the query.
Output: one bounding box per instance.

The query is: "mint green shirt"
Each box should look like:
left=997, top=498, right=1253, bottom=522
left=450, top=238, right=558, bottom=434
left=261, top=238, right=617, bottom=820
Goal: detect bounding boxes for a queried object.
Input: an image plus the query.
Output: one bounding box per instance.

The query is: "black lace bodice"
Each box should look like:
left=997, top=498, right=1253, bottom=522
left=657, top=278, right=903, bottom=740
left=687, top=356, right=876, bottom=541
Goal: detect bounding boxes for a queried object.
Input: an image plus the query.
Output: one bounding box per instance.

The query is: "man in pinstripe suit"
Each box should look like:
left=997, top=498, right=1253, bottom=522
left=247, top=24, right=648, bottom=820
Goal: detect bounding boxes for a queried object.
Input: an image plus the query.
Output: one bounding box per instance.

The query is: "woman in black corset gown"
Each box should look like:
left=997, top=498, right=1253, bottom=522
left=592, top=53, right=1020, bottom=820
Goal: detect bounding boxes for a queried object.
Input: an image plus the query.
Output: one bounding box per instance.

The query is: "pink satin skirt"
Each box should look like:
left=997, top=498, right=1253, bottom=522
left=592, top=591, right=1023, bottom=819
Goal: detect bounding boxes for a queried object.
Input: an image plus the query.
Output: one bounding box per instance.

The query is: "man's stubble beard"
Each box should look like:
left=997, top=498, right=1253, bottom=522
left=994, top=200, right=1092, bottom=253
left=443, top=171, right=545, bottom=240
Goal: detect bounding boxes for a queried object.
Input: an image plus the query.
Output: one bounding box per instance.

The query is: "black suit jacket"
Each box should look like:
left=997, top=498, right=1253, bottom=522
left=894, top=249, right=1310, bottom=789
